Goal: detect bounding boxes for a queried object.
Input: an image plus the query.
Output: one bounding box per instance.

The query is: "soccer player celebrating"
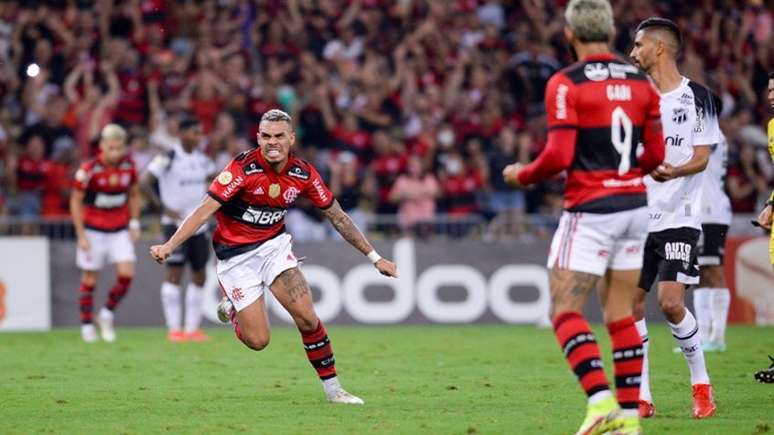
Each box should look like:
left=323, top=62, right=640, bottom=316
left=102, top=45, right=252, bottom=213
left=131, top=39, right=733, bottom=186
left=629, top=17, right=719, bottom=419
left=141, top=117, right=216, bottom=342
left=71, top=124, right=140, bottom=343
left=693, top=126, right=732, bottom=353
left=150, top=109, right=397, bottom=404
left=503, top=1, right=664, bottom=433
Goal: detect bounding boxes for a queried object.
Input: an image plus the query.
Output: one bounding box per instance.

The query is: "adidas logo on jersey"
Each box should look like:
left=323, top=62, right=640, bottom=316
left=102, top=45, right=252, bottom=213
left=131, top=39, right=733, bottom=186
left=254, top=186, right=265, bottom=195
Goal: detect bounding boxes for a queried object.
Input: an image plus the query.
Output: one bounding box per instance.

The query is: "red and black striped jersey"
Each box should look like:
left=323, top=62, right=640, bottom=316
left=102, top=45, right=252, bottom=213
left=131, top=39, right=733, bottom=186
left=518, top=53, right=664, bottom=213
left=207, top=148, right=334, bottom=259
left=73, top=155, right=137, bottom=232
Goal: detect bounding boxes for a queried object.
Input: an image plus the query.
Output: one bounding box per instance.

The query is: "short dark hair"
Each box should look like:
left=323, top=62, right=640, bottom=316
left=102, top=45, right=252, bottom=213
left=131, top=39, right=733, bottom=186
left=636, top=17, right=683, bottom=52
left=179, top=116, right=201, bottom=131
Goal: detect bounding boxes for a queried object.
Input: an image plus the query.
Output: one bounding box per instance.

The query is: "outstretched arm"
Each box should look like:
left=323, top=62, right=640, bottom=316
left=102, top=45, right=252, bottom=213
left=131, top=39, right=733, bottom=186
left=322, top=200, right=397, bottom=277
left=150, top=196, right=221, bottom=263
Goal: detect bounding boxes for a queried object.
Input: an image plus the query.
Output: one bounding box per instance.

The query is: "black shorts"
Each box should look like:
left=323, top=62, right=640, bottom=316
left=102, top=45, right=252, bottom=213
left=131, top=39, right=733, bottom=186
left=697, top=223, right=728, bottom=267
left=638, top=227, right=701, bottom=292
left=163, top=224, right=210, bottom=270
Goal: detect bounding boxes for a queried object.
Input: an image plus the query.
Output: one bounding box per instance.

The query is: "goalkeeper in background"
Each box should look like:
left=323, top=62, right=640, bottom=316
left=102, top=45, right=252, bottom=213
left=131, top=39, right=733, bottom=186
left=753, top=72, right=774, bottom=384
left=755, top=72, right=774, bottom=268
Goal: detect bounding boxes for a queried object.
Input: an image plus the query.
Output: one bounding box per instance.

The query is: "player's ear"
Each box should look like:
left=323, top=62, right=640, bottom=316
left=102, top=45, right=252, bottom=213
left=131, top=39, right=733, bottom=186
left=563, top=26, right=574, bottom=44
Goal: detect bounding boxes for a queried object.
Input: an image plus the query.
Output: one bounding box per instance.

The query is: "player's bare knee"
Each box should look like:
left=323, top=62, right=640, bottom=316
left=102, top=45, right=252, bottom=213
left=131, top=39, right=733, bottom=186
left=165, top=267, right=183, bottom=285
left=658, top=295, right=684, bottom=320
left=80, top=271, right=98, bottom=286
left=191, top=269, right=206, bottom=287
left=242, top=331, right=271, bottom=351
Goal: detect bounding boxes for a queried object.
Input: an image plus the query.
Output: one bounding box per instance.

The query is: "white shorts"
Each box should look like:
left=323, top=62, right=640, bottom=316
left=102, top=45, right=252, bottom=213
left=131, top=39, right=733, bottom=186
left=547, top=207, right=648, bottom=276
left=76, top=229, right=136, bottom=271
left=216, top=233, right=298, bottom=312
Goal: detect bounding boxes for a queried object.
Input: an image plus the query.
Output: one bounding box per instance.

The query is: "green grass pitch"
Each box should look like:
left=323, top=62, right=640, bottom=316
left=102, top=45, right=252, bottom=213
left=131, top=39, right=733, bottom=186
left=2, top=325, right=773, bottom=434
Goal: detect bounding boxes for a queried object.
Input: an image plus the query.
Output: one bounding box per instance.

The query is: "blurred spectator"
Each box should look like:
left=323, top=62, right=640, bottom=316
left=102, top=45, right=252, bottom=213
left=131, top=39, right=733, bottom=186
left=328, top=151, right=370, bottom=238
left=0, top=0, right=769, bottom=240
left=7, top=135, right=47, bottom=229
left=487, top=128, right=529, bottom=237
left=40, top=143, right=76, bottom=219
left=20, top=94, right=75, bottom=158
left=389, top=155, right=440, bottom=238
left=727, top=143, right=769, bottom=213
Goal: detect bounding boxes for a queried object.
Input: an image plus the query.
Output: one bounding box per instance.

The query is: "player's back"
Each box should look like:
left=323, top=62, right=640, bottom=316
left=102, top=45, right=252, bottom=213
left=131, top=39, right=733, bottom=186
left=548, top=53, right=660, bottom=213
left=701, top=131, right=731, bottom=225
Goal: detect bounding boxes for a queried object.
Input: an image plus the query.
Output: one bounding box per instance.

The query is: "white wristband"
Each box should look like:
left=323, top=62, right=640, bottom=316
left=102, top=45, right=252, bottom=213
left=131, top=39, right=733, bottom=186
left=129, top=219, right=141, bottom=231
left=367, top=250, right=381, bottom=264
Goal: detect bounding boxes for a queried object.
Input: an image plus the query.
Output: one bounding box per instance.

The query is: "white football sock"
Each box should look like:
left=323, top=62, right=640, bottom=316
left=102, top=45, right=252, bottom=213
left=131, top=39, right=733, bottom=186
left=669, top=309, right=710, bottom=385
left=322, top=376, right=341, bottom=396
left=692, top=288, right=713, bottom=344
left=588, top=390, right=614, bottom=406
left=184, top=283, right=205, bottom=333
left=710, top=288, right=730, bottom=345
left=635, top=319, right=652, bottom=402
left=161, top=282, right=182, bottom=331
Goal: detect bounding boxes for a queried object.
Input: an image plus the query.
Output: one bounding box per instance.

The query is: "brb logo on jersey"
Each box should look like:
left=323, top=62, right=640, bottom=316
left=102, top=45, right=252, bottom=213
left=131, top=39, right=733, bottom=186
left=241, top=207, right=287, bottom=226
left=665, top=242, right=692, bottom=268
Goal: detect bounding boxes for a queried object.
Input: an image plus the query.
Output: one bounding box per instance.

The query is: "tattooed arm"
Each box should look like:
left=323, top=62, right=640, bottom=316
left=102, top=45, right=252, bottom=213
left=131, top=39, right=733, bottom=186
left=322, top=200, right=398, bottom=277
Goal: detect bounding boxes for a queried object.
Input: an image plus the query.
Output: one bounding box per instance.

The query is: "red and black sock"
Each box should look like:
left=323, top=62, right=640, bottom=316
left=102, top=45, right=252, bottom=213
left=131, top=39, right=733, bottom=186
left=553, top=311, right=610, bottom=398
left=300, top=319, right=336, bottom=380
left=105, top=276, right=132, bottom=311
left=79, top=282, right=96, bottom=324
left=607, top=316, right=644, bottom=410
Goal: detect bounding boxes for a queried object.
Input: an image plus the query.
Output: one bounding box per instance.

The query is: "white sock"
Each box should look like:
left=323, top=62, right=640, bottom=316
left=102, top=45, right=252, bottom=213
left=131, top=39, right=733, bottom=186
left=693, top=288, right=713, bottom=344
left=161, top=282, right=182, bottom=331
left=184, top=283, right=205, bottom=333
left=710, top=288, right=730, bottom=345
left=635, top=319, right=652, bottom=402
left=588, top=390, right=614, bottom=406
left=669, top=309, right=710, bottom=385
left=99, top=307, right=113, bottom=320
left=323, top=376, right=341, bottom=396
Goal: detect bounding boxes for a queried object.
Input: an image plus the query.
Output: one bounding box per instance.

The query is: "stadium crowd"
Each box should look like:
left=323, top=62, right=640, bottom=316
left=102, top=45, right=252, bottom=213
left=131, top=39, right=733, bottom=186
left=0, top=0, right=771, bottom=238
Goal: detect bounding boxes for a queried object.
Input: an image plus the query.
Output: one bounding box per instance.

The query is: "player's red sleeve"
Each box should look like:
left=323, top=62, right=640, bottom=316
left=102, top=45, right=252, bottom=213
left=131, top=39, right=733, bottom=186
left=517, top=73, right=577, bottom=185
left=637, top=85, right=665, bottom=174
left=304, top=164, right=335, bottom=209
left=73, top=162, right=91, bottom=191
left=207, top=160, right=246, bottom=203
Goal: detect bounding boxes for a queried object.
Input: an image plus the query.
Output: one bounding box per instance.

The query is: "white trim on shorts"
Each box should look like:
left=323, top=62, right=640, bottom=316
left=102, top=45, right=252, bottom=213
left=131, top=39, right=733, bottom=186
left=547, top=207, right=648, bottom=276
left=76, top=229, right=136, bottom=271
left=216, top=233, right=298, bottom=312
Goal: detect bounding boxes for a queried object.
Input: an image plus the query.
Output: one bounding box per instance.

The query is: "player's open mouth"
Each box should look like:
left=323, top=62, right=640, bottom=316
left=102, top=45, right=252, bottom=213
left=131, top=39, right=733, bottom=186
left=266, top=148, right=282, bottom=158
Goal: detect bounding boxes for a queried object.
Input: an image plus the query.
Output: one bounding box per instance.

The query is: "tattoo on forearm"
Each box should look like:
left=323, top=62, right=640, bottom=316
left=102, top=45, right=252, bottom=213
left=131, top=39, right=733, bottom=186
left=324, top=201, right=372, bottom=254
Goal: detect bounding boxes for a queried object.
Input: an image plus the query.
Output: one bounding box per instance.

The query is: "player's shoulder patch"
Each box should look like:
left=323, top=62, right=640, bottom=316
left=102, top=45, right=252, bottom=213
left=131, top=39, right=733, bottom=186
left=243, top=160, right=264, bottom=176
left=118, top=157, right=135, bottom=170
left=286, top=158, right=312, bottom=180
